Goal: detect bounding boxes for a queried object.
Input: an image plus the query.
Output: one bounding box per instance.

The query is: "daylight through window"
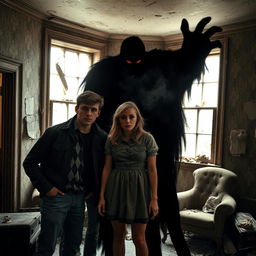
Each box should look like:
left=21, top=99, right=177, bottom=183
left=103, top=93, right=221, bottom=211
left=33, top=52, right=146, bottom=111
left=182, top=52, right=220, bottom=164
left=49, top=40, right=94, bottom=125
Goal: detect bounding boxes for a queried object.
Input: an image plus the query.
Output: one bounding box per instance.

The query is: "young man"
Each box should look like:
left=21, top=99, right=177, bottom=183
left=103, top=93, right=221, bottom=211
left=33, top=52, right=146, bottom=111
left=23, top=91, right=107, bottom=256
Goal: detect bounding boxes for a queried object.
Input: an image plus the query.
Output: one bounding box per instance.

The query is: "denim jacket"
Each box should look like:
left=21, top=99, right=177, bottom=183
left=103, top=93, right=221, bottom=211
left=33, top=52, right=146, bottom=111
left=23, top=115, right=107, bottom=197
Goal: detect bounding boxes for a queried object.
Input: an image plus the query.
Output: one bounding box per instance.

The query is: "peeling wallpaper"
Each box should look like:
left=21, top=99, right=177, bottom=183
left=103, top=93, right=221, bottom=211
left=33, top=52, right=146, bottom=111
left=223, top=29, right=256, bottom=199
left=0, top=4, right=43, bottom=207
left=0, top=3, right=255, bottom=209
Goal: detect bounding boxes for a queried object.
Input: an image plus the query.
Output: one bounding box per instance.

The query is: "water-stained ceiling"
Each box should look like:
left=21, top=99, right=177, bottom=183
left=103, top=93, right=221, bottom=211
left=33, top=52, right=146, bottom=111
left=16, top=0, right=256, bottom=36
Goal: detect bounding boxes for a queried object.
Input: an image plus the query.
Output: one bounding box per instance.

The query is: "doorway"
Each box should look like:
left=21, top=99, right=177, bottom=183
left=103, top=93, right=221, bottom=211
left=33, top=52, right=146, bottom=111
left=0, top=56, right=22, bottom=212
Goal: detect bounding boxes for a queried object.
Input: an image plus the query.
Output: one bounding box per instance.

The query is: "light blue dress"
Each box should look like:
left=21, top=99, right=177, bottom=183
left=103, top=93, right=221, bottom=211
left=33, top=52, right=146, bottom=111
left=104, top=133, right=158, bottom=223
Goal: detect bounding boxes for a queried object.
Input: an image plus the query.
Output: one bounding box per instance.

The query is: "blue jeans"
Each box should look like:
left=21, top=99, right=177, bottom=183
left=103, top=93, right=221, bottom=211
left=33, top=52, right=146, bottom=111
left=36, top=192, right=85, bottom=256
left=83, top=195, right=100, bottom=256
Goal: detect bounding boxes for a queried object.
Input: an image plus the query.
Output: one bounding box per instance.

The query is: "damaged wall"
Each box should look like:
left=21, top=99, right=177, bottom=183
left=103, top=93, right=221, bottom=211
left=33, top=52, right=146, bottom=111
left=0, top=2, right=255, bottom=212
left=223, top=27, right=256, bottom=200
left=0, top=4, right=43, bottom=207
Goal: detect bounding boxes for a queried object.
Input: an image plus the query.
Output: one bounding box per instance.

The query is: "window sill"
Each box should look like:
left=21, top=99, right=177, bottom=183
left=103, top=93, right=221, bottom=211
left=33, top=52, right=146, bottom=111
left=177, top=161, right=220, bottom=172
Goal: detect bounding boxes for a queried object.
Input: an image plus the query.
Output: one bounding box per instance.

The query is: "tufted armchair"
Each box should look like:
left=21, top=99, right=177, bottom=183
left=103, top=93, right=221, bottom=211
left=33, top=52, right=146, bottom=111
left=177, top=167, right=238, bottom=250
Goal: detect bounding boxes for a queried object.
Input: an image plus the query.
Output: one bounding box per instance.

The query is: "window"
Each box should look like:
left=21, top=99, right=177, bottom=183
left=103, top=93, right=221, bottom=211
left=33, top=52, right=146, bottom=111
left=181, top=49, right=225, bottom=165
left=49, top=40, right=96, bottom=125
left=42, top=28, right=106, bottom=130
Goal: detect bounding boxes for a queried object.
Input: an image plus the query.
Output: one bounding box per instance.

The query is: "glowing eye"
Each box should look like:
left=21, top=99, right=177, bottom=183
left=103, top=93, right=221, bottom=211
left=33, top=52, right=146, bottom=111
left=126, top=60, right=132, bottom=64
left=136, top=60, right=142, bottom=64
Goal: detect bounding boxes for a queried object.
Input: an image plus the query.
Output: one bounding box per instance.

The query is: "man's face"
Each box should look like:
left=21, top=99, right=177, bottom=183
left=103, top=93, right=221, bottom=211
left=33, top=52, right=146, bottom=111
left=75, top=103, right=100, bottom=127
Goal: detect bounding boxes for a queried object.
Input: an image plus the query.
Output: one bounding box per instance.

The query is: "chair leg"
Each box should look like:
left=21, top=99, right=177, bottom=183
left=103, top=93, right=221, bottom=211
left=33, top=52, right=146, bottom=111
left=215, top=238, right=226, bottom=256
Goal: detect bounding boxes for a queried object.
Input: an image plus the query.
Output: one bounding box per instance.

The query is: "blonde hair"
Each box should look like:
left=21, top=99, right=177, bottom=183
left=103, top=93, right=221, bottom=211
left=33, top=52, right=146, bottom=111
left=109, top=101, right=147, bottom=144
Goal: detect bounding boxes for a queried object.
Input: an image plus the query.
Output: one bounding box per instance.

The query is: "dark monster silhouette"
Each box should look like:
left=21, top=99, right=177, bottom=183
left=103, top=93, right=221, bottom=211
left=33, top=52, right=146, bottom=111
left=81, top=17, right=222, bottom=256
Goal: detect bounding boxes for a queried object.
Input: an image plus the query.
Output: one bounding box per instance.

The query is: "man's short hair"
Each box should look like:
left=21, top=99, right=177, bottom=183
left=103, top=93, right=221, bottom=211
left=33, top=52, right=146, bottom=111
left=76, top=91, right=104, bottom=109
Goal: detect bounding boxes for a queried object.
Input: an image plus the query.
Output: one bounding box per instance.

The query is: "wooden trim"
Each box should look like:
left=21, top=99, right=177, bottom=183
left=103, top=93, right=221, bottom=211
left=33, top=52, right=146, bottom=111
left=220, top=19, right=256, bottom=35
left=41, top=28, right=107, bottom=131
left=0, top=73, right=2, bottom=149
left=215, top=37, right=228, bottom=166
left=0, top=55, right=22, bottom=212
left=164, top=19, right=256, bottom=45
left=1, top=0, right=44, bottom=22
left=211, top=108, right=217, bottom=162
left=45, top=28, right=107, bottom=57
left=43, top=18, right=109, bottom=40
left=40, top=29, right=51, bottom=133
left=108, top=34, right=165, bottom=42
left=178, top=161, right=220, bottom=172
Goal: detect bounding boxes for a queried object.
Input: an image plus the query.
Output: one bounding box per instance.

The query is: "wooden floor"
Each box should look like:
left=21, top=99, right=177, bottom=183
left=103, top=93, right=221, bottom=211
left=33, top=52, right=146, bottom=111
left=53, top=229, right=221, bottom=256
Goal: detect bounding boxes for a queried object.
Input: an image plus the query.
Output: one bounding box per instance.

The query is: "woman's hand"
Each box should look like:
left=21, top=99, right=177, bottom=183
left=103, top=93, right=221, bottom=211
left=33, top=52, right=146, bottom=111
left=149, top=198, right=159, bottom=219
left=98, top=198, right=106, bottom=216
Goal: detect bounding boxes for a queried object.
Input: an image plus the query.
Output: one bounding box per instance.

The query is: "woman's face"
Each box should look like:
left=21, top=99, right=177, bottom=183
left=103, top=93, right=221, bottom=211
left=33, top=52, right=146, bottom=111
left=119, top=107, right=137, bottom=133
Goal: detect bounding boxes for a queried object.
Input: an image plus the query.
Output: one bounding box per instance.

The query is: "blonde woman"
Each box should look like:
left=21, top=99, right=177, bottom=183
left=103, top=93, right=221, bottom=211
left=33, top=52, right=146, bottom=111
left=98, top=101, right=159, bottom=256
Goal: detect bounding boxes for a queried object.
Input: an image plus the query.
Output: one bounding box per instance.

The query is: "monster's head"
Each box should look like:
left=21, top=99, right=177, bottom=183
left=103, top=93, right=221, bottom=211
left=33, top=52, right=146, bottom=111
left=120, top=36, right=145, bottom=66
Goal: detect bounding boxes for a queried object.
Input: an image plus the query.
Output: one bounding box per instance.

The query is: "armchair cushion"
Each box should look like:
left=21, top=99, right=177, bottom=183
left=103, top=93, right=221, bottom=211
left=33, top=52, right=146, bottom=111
left=202, top=195, right=222, bottom=213
left=180, top=209, right=214, bottom=229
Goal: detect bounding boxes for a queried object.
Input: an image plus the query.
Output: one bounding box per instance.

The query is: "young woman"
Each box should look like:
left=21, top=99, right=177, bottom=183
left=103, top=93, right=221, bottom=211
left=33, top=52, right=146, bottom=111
left=98, top=101, right=159, bottom=256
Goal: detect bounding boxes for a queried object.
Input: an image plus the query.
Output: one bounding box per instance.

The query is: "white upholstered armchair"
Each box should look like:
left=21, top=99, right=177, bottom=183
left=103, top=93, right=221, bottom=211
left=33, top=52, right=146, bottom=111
left=177, top=167, right=238, bottom=250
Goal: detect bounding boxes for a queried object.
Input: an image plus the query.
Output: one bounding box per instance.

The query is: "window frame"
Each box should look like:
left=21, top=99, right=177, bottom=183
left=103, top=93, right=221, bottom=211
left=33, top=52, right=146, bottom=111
left=41, top=28, right=107, bottom=131
left=214, top=39, right=228, bottom=166
left=166, top=37, right=228, bottom=167
left=0, top=56, right=23, bottom=211
left=49, top=40, right=96, bottom=126
left=49, top=100, right=77, bottom=126
left=183, top=107, right=217, bottom=162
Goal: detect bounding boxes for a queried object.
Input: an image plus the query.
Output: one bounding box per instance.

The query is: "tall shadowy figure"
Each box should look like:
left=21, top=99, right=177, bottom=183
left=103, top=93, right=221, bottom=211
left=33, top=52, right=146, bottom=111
left=81, top=17, right=222, bottom=256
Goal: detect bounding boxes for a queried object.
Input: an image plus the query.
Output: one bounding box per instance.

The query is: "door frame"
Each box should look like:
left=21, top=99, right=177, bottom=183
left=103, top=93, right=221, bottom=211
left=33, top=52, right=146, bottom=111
left=0, top=55, right=22, bottom=212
